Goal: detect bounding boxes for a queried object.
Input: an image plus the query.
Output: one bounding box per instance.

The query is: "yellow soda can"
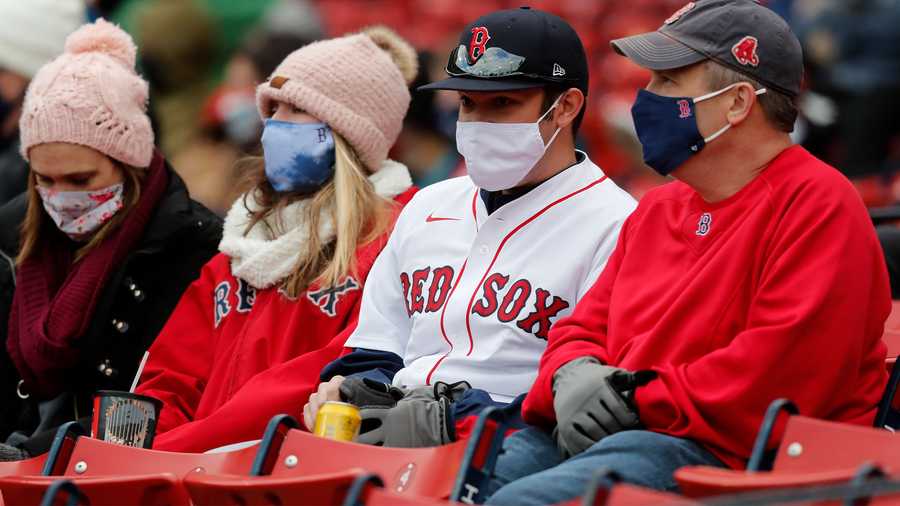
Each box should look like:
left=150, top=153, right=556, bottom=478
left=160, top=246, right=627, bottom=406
left=313, top=401, right=361, bottom=442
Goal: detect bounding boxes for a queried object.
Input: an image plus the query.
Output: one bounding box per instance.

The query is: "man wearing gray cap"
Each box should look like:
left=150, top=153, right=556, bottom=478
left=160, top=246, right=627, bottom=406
left=485, top=1, right=891, bottom=504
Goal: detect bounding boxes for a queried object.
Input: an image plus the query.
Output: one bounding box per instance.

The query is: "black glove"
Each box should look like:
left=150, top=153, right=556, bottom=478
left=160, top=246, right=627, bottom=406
left=552, top=357, right=656, bottom=458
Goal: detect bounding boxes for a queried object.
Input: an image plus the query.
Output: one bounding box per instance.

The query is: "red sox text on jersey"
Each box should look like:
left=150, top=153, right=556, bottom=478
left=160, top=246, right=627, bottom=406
left=402, top=266, right=569, bottom=340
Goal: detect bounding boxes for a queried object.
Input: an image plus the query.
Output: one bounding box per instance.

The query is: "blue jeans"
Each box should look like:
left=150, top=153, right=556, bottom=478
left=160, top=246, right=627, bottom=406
left=485, top=428, right=724, bottom=506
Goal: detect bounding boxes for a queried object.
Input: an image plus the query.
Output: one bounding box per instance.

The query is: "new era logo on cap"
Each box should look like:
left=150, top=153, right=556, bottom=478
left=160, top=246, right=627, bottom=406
left=552, top=63, right=566, bottom=77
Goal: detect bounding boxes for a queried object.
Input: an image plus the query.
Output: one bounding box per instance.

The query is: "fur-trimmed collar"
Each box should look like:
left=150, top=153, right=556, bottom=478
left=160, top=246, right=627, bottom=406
left=219, top=160, right=412, bottom=289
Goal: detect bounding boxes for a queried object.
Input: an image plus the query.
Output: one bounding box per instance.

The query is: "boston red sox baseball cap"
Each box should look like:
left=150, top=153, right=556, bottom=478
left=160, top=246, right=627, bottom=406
left=419, top=7, right=588, bottom=94
left=611, top=0, right=803, bottom=97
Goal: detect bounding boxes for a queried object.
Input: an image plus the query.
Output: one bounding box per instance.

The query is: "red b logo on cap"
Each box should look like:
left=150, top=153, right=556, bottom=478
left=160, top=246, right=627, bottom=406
left=732, top=36, right=760, bottom=67
left=469, top=27, right=491, bottom=63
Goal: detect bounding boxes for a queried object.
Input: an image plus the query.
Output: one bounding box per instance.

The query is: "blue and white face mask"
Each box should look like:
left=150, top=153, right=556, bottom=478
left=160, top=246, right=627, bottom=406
left=261, top=119, right=337, bottom=193
left=630, top=83, right=766, bottom=176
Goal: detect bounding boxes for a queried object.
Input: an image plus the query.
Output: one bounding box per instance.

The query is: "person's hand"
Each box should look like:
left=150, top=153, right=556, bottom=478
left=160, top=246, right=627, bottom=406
left=552, top=358, right=656, bottom=457
left=303, top=375, right=346, bottom=431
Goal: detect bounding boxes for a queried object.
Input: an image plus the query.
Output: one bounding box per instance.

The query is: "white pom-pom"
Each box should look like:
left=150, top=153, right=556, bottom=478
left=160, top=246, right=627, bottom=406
left=65, top=18, right=137, bottom=69
left=363, top=26, right=419, bottom=85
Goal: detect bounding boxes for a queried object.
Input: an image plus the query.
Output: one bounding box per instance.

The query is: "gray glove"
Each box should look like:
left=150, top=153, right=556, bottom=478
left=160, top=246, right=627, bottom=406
left=0, top=442, right=29, bottom=462
left=552, top=357, right=656, bottom=458
left=339, top=377, right=406, bottom=409
left=354, top=381, right=470, bottom=448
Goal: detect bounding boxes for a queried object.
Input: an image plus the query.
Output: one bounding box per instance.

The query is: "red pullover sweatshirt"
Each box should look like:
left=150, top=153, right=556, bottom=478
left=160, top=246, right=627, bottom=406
left=522, top=146, right=890, bottom=469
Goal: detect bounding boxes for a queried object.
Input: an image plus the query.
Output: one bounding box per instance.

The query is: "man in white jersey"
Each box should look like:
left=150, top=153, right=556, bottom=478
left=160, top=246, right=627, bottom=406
left=304, top=7, right=636, bottom=451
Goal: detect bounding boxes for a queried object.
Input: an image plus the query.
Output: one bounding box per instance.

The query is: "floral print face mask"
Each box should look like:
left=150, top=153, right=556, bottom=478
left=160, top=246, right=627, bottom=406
left=36, top=183, right=125, bottom=241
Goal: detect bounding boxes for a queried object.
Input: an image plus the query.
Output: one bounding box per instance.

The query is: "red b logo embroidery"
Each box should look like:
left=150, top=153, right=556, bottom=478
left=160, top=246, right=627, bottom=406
left=468, top=26, right=491, bottom=63
left=696, top=212, right=712, bottom=236
left=677, top=99, right=692, bottom=119
left=732, top=36, right=760, bottom=67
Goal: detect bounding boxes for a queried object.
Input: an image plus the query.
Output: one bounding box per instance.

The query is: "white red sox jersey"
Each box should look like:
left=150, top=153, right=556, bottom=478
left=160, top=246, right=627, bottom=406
left=346, top=153, right=636, bottom=402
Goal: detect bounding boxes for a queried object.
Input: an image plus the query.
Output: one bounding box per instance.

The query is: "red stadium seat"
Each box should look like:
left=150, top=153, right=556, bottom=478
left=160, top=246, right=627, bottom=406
left=57, top=434, right=259, bottom=476
left=0, top=454, right=48, bottom=479
left=341, top=474, right=472, bottom=506
left=693, top=464, right=900, bottom=506
left=184, top=468, right=364, bottom=506
left=675, top=399, right=900, bottom=498
left=3, top=474, right=186, bottom=506
left=0, top=421, right=85, bottom=480
left=36, top=479, right=86, bottom=506
left=548, top=469, right=696, bottom=506
left=183, top=406, right=508, bottom=505
left=343, top=487, right=453, bottom=506
left=587, top=485, right=693, bottom=506
left=0, top=430, right=262, bottom=506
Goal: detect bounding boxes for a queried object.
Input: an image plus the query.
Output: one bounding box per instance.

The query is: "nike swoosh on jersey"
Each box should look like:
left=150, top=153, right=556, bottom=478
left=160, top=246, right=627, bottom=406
left=425, top=213, right=461, bottom=223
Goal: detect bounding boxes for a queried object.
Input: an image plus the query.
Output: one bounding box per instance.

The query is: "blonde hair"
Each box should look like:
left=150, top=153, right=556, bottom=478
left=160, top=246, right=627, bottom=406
left=239, top=132, right=395, bottom=298
left=18, top=163, right=143, bottom=265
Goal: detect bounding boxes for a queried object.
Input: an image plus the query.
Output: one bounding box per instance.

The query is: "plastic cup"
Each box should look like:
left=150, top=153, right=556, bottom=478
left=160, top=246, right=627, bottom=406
left=91, top=391, right=162, bottom=448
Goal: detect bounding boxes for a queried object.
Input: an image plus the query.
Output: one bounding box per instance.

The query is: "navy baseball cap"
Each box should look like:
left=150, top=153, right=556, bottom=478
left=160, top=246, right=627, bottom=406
left=419, top=7, right=589, bottom=94
left=611, top=0, right=803, bottom=97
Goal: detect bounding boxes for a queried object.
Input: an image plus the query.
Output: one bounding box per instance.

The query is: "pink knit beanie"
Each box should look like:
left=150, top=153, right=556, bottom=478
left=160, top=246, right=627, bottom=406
left=19, top=19, right=154, bottom=168
left=257, top=26, right=418, bottom=172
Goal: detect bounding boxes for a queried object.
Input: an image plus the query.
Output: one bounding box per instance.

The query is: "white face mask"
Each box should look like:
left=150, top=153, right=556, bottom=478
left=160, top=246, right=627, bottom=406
left=456, top=95, right=563, bottom=191
left=36, top=183, right=125, bottom=241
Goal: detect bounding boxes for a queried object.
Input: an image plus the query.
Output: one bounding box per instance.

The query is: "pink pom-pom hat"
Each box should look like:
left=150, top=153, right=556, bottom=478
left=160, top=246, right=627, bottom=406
left=19, top=18, right=154, bottom=168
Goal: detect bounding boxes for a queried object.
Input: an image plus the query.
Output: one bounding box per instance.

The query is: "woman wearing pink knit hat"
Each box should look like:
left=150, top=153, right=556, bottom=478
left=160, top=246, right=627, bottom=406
left=0, top=19, right=222, bottom=459
left=135, top=26, right=419, bottom=452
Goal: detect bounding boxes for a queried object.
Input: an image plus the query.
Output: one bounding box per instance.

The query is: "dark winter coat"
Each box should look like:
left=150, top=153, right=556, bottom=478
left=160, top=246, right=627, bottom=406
left=0, top=164, right=222, bottom=455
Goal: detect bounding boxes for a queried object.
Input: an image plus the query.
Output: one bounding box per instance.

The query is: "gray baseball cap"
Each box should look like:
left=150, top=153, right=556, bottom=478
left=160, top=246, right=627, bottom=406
left=610, top=0, right=803, bottom=97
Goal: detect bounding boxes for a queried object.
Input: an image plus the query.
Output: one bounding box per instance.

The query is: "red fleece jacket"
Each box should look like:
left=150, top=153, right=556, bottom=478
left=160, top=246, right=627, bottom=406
left=522, top=146, right=890, bottom=469
left=137, top=188, right=416, bottom=452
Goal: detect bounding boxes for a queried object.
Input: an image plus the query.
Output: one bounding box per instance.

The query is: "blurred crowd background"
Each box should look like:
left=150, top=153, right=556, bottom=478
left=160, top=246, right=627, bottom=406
left=1, top=0, right=899, bottom=215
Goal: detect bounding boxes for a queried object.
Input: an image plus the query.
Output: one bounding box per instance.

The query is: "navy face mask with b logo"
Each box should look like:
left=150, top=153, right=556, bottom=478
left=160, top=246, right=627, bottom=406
left=630, top=84, right=766, bottom=176
left=261, top=119, right=337, bottom=193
